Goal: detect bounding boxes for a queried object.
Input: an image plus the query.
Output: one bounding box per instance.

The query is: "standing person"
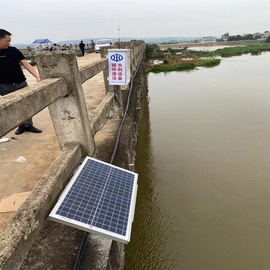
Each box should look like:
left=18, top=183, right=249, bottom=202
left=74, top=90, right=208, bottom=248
left=79, top=40, right=85, bottom=56
left=0, top=29, right=42, bottom=135
left=52, top=43, right=60, bottom=51
left=90, top=39, right=95, bottom=52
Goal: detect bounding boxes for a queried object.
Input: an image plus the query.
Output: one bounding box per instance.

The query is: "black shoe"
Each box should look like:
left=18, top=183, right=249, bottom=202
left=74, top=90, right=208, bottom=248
left=15, top=126, right=25, bottom=135
left=25, top=126, right=42, bottom=133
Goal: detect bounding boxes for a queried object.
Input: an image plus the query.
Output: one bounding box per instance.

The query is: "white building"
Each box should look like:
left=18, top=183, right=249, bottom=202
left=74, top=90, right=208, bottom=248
left=253, top=32, right=261, bottom=38
left=201, top=36, right=217, bottom=43
left=261, top=32, right=270, bottom=39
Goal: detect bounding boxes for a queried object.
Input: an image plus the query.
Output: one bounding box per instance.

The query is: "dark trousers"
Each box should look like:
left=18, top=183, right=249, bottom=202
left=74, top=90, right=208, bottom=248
left=0, top=81, right=33, bottom=127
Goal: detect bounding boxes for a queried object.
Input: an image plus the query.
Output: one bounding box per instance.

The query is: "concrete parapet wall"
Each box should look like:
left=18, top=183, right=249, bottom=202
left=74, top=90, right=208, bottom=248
left=0, top=78, right=67, bottom=137
left=90, top=92, right=114, bottom=134
left=80, top=59, right=108, bottom=84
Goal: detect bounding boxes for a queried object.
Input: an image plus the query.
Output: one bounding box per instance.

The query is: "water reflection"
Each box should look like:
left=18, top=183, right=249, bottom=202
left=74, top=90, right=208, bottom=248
left=126, top=52, right=270, bottom=269
left=125, top=75, right=179, bottom=270
left=188, top=45, right=245, bottom=51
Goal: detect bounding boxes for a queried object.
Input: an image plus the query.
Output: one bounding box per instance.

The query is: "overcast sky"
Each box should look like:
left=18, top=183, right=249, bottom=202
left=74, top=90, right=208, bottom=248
left=2, top=0, right=270, bottom=44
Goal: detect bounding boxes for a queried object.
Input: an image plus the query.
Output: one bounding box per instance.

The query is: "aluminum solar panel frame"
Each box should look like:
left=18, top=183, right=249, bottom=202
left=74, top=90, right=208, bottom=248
left=49, top=156, right=138, bottom=244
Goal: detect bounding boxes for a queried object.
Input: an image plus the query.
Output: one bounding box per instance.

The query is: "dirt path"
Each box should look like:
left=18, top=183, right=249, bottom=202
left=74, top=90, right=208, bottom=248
left=0, top=53, right=105, bottom=230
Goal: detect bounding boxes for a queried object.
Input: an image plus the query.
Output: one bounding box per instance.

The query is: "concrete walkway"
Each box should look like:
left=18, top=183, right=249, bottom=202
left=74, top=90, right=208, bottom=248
left=0, top=52, right=106, bottom=230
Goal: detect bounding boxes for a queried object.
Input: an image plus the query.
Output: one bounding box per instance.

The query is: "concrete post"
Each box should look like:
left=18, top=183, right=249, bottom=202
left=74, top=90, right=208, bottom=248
left=35, top=51, right=95, bottom=156
left=74, top=44, right=79, bottom=55
left=114, top=85, right=123, bottom=117
left=100, top=47, right=112, bottom=94
left=27, top=46, right=35, bottom=64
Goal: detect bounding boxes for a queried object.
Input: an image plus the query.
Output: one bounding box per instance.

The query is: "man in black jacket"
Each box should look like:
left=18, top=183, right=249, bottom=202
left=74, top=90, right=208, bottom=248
left=0, top=29, right=42, bottom=135
left=79, top=40, right=85, bottom=56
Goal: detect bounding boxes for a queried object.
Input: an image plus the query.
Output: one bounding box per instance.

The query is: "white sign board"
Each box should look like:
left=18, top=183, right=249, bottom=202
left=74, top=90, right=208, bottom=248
left=108, top=49, right=130, bottom=85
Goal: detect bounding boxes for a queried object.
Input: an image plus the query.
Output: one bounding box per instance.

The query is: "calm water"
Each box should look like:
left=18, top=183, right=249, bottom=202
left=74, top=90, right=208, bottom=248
left=125, top=52, right=270, bottom=270
left=189, top=45, right=245, bottom=51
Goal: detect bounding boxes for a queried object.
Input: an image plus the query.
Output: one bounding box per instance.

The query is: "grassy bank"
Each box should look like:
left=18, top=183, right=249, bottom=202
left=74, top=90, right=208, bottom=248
left=198, top=59, right=221, bottom=67
left=189, top=43, right=270, bottom=58
left=147, top=42, right=270, bottom=73
left=215, top=43, right=270, bottom=57
left=149, top=59, right=221, bottom=73
left=150, top=62, right=196, bottom=72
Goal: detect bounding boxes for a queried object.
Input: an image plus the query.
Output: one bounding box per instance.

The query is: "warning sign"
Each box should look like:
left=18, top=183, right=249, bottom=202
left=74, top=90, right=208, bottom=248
left=108, top=49, right=130, bottom=85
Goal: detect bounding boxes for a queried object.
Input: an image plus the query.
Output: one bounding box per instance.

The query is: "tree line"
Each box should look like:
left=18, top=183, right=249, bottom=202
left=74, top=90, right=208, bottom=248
left=221, top=31, right=269, bottom=42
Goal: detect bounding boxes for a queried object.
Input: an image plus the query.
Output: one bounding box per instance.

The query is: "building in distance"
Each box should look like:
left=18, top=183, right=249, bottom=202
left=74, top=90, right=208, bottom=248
left=201, top=36, right=217, bottom=43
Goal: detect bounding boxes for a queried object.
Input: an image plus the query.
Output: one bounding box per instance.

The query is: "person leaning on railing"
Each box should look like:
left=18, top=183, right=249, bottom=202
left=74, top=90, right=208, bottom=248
left=0, top=29, right=42, bottom=135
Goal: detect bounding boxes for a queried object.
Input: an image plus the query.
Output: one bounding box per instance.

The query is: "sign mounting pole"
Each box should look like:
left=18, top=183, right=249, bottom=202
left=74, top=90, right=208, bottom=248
left=118, top=25, right=120, bottom=49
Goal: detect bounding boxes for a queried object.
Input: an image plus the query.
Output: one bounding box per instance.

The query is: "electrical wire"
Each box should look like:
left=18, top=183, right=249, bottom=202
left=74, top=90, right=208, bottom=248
left=73, top=56, right=143, bottom=270
left=113, top=93, right=138, bottom=144
left=110, top=60, right=142, bottom=164
left=90, top=98, right=114, bottom=157
left=72, top=232, right=89, bottom=270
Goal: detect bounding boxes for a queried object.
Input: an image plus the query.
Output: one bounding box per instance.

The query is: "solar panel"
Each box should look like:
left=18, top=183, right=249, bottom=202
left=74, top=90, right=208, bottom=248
left=49, top=156, right=138, bottom=244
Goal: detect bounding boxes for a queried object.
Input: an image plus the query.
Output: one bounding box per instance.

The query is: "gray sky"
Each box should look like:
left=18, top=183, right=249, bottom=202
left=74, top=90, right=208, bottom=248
left=2, top=0, right=270, bottom=44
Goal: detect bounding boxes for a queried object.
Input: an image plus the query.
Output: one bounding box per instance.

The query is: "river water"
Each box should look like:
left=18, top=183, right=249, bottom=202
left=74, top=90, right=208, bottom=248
left=125, top=52, right=270, bottom=270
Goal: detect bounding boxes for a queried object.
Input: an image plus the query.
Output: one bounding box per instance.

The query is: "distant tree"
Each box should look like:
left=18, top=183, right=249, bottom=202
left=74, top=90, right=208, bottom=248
left=222, top=32, right=229, bottom=40
left=254, top=35, right=261, bottom=39
left=236, top=35, right=242, bottom=40
left=264, top=30, right=269, bottom=33
left=166, top=48, right=176, bottom=56
left=265, top=36, right=270, bottom=43
left=227, top=35, right=242, bottom=41
left=244, top=34, right=254, bottom=40
left=145, top=43, right=161, bottom=58
left=227, top=34, right=255, bottom=41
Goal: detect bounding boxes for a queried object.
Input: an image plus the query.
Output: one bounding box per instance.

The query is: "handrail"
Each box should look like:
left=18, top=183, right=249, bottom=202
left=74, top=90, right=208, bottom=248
left=79, top=59, right=108, bottom=84
left=0, top=78, right=67, bottom=137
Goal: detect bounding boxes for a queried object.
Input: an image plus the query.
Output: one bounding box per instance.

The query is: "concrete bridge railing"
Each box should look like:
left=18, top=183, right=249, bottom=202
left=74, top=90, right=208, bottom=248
left=0, top=40, right=145, bottom=270
left=20, top=43, right=95, bottom=63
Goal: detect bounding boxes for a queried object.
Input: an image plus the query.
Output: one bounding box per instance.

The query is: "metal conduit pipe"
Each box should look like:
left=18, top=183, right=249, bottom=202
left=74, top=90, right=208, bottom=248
left=73, top=57, right=143, bottom=270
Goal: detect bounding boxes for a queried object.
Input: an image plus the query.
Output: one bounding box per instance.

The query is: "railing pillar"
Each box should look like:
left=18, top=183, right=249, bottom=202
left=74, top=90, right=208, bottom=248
left=35, top=51, right=95, bottom=156
left=100, top=47, right=112, bottom=94
left=27, top=46, right=35, bottom=64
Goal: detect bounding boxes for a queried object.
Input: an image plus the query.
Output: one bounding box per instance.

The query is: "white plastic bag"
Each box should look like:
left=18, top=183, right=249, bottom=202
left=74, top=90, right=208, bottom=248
left=15, top=156, right=27, bottom=163
left=0, top=138, right=9, bottom=143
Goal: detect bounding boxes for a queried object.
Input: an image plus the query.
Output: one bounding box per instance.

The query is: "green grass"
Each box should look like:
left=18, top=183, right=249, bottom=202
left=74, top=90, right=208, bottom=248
left=214, top=43, right=270, bottom=57
left=188, top=50, right=214, bottom=58
left=150, top=62, right=196, bottom=73
left=198, top=59, right=221, bottom=67
left=149, top=59, right=221, bottom=73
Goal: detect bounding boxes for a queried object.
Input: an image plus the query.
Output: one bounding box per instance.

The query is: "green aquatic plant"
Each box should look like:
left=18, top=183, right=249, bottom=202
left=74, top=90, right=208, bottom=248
left=149, top=59, right=221, bottom=73
left=163, top=58, right=169, bottom=64
left=198, top=59, right=221, bottom=67
left=214, top=43, right=270, bottom=57
left=188, top=50, right=214, bottom=58
left=150, top=62, right=196, bottom=73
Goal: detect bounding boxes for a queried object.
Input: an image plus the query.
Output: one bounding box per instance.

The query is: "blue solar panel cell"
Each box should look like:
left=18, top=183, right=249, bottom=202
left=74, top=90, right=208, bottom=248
left=49, top=157, right=138, bottom=243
